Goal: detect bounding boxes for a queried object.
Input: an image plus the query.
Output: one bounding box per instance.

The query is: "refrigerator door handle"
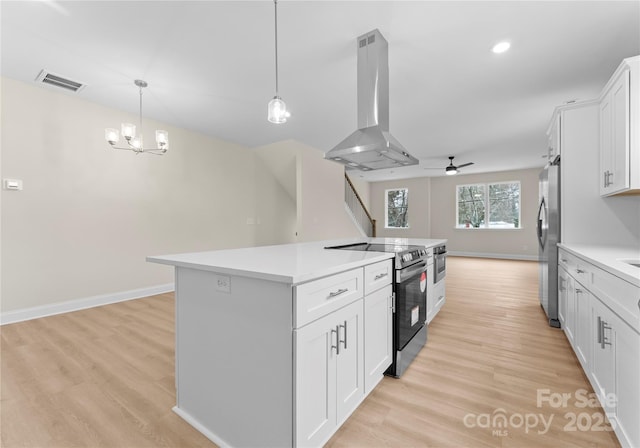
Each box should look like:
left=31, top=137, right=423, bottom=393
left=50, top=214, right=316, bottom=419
left=537, top=198, right=546, bottom=249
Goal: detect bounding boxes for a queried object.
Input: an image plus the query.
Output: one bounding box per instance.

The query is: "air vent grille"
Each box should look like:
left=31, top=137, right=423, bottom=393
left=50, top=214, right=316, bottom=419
left=35, top=69, right=86, bottom=92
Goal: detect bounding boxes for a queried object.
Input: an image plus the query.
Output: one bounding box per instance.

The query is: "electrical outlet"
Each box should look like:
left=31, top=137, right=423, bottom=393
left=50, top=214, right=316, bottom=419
left=3, top=179, right=23, bottom=191
left=215, top=275, right=231, bottom=294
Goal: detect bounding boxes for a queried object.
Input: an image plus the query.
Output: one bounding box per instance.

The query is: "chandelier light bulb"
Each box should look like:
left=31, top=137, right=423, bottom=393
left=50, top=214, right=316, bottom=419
left=156, top=130, right=169, bottom=149
left=105, top=128, right=119, bottom=145
left=121, top=123, right=136, bottom=140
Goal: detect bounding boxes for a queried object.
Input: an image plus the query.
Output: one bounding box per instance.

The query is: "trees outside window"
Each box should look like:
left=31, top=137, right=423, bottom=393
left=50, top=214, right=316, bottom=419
left=457, top=182, right=520, bottom=229
left=385, top=188, right=409, bottom=228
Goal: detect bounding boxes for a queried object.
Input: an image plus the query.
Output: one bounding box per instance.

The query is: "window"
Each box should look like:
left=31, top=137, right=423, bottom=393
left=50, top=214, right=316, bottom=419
left=385, top=188, right=409, bottom=228
left=457, top=182, right=520, bottom=229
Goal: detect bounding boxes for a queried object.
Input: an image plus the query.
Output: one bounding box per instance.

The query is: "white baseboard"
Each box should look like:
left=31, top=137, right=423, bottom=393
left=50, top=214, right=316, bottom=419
left=448, top=251, right=538, bottom=261
left=172, top=406, right=231, bottom=448
left=0, top=283, right=174, bottom=326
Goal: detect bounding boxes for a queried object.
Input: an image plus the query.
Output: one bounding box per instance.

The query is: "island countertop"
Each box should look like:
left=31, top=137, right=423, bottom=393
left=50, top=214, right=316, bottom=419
left=147, top=237, right=446, bottom=285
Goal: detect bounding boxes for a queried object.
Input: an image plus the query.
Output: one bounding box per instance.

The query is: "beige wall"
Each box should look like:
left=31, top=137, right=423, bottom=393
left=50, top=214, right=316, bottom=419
left=430, top=168, right=540, bottom=258
left=370, top=177, right=431, bottom=238
left=253, top=140, right=361, bottom=243
left=294, top=142, right=362, bottom=242
left=0, top=78, right=347, bottom=314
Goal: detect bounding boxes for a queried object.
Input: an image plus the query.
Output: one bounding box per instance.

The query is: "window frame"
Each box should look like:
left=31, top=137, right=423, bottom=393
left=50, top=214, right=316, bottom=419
left=456, top=181, right=521, bottom=230
left=385, top=188, right=410, bottom=229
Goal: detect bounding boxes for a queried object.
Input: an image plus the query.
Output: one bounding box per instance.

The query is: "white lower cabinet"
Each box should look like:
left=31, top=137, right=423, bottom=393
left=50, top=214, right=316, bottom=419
left=563, top=273, right=576, bottom=345
left=574, top=283, right=591, bottom=369
left=558, top=266, right=568, bottom=328
left=590, top=297, right=640, bottom=447
left=428, top=279, right=446, bottom=324
left=294, top=299, right=364, bottom=447
left=364, top=284, right=393, bottom=394
left=558, top=248, right=640, bottom=448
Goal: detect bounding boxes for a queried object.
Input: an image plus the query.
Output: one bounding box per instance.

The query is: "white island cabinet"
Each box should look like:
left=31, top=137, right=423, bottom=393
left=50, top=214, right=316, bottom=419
left=147, top=241, right=394, bottom=448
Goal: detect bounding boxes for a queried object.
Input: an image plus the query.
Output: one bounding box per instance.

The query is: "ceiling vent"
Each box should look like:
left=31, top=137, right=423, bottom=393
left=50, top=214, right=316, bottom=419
left=35, top=69, right=86, bottom=92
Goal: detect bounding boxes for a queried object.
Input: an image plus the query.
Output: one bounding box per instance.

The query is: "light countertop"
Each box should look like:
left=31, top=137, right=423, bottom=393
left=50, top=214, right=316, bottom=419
left=147, top=237, right=446, bottom=285
left=558, top=243, right=640, bottom=287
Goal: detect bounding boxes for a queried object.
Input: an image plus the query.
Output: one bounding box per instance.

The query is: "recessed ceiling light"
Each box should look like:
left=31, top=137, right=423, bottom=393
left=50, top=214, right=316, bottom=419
left=492, top=41, right=511, bottom=54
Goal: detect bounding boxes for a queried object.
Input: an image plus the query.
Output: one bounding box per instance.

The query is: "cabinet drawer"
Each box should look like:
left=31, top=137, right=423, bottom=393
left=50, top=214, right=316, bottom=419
left=364, top=259, right=393, bottom=295
left=589, top=265, right=640, bottom=333
left=559, top=250, right=591, bottom=287
left=294, top=268, right=364, bottom=328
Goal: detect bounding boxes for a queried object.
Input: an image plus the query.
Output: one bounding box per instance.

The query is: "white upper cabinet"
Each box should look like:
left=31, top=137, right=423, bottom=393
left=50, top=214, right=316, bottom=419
left=600, top=56, right=640, bottom=196
left=547, top=113, right=561, bottom=162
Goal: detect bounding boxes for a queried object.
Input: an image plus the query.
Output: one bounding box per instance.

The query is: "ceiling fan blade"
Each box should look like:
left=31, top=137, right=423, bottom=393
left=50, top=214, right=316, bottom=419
left=457, top=162, right=474, bottom=168
left=423, top=167, right=446, bottom=170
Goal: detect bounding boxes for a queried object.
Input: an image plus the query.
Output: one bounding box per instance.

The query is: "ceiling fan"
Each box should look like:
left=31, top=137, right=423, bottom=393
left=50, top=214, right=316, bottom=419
left=424, top=156, right=475, bottom=176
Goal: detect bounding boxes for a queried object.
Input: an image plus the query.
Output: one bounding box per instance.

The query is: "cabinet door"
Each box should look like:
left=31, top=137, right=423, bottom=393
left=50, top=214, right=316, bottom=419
left=364, top=285, right=393, bottom=394
left=614, top=315, right=640, bottom=448
left=426, top=263, right=435, bottom=323
left=600, top=93, right=613, bottom=195
left=548, top=114, right=561, bottom=161
left=565, top=275, right=576, bottom=344
left=609, top=69, right=630, bottom=193
left=335, top=299, right=365, bottom=425
left=600, top=68, right=631, bottom=196
left=574, top=285, right=591, bottom=370
left=294, top=313, right=337, bottom=447
left=590, top=299, right=617, bottom=417
left=558, top=267, right=568, bottom=327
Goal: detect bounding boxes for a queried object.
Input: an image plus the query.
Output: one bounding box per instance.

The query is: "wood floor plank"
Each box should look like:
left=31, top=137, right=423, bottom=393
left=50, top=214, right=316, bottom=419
left=0, top=257, right=621, bottom=447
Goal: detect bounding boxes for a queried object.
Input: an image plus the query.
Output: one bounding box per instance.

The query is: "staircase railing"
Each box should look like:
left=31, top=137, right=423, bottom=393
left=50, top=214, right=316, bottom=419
left=344, top=174, right=376, bottom=237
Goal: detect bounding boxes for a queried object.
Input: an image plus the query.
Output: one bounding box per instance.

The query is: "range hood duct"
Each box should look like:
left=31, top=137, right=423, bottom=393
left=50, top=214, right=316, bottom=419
left=325, top=29, right=418, bottom=171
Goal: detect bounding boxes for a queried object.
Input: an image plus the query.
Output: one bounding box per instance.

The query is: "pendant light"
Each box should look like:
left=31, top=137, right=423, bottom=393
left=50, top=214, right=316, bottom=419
left=267, top=0, right=290, bottom=124
left=105, top=80, right=169, bottom=155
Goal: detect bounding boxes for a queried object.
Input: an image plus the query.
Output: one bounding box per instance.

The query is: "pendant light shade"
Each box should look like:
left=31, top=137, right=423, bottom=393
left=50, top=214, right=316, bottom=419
left=268, top=0, right=289, bottom=124
left=268, top=96, right=288, bottom=124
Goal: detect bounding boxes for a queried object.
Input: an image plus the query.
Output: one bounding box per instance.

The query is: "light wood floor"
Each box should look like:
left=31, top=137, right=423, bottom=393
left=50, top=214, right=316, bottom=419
left=1, top=257, right=620, bottom=447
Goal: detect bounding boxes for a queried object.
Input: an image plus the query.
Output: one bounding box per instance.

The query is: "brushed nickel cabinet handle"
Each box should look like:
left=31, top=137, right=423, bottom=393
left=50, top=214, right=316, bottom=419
left=576, top=269, right=585, bottom=274
left=339, top=320, right=347, bottom=350
left=331, top=326, right=339, bottom=355
left=374, top=273, right=388, bottom=281
left=328, top=288, right=348, bottom=298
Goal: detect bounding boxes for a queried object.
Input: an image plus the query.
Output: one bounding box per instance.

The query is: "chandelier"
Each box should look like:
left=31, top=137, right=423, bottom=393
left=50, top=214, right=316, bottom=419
left=267, top=0, right=290, bottom=124
left=105, top=79, right=169, bottom=155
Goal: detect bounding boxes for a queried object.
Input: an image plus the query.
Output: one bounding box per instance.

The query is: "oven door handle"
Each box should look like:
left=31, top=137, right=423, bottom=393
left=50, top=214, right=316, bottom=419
left=397, top=261, right=427, bottom=283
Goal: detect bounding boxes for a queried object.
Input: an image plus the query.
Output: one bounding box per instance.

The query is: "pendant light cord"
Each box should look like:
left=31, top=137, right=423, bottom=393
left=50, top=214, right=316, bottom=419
left=274, top=0, right=279, bottom=96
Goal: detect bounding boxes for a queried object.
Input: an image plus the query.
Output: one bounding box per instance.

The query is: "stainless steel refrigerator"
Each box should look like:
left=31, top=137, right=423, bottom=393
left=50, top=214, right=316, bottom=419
left=537, top=159, right=561, bottom=328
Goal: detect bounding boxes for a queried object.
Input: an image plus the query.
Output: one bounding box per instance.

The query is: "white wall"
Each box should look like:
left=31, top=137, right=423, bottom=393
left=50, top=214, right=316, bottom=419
left=560, top=103, right=640, bottom=247
left=0, top=78, right=293, bottom=314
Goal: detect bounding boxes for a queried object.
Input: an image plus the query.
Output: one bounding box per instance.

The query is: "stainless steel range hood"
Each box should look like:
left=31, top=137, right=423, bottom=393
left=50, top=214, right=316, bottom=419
left=325, top=29, right=418, bottom=171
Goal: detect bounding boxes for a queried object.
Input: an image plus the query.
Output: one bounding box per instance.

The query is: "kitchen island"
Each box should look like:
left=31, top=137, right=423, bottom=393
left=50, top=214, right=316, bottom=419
left=147, top=238, right=445, bottom=447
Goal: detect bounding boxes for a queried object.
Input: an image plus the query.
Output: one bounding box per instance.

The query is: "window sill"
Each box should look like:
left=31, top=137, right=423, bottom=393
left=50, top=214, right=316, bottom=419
left=454, top=227, right=523, bottom=230
left=385, top=227, right=410, bottom=230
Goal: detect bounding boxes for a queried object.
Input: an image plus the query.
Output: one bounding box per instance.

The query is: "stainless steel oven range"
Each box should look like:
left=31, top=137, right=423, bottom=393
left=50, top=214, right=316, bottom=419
left=325, top=242, right=431, bottom=377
